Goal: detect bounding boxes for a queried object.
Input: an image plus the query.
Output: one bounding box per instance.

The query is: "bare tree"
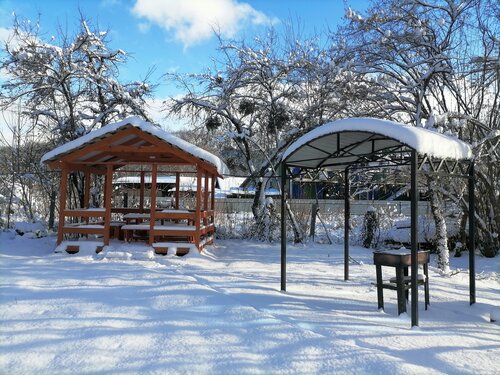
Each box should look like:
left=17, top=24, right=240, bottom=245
left=0, top=106, right=57, bottom=228
left=166, top=27, right=349, bottom=240
left=336, top=0, right=499, bottom=268
left=433, top=0, right=500, bottom=256
left=0, top=14, right=155, bottom=212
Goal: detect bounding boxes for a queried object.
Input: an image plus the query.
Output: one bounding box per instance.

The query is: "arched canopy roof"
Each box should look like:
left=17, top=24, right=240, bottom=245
left=41, top=116, right=229, bottom=176
left=282, top=118, right=473, bottom=170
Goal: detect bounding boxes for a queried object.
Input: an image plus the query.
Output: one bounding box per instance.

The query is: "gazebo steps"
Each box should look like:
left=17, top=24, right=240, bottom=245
left=62, top=224, right=105, bottom=235
left=152, top=242, right=196, bottom=256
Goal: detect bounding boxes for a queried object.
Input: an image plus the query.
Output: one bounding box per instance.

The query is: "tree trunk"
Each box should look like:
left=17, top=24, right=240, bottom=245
left=252, top=175, right=303, bottom=242
left=285, top=200, right=303, bottom=243
left=251, top=177, right=265, bottom=221
left=427, top=177, right=450, bottom=273
left=6, top=175, right=15, bottom=229
left=48, top=189, right=57, bottom=230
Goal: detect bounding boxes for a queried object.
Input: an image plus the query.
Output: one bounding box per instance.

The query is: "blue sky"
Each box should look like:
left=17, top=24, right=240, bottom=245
left=0, top=0, right=370, bottom=129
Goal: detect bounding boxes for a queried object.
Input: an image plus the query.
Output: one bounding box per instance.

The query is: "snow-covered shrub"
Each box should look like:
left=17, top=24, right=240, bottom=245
left=215, top=210, right=255, bottom=240
left=14, top=221, right=47, bottom=238
left=261, top=197, right=278, bottom=242
left=361, top=206, right=379, bottom=248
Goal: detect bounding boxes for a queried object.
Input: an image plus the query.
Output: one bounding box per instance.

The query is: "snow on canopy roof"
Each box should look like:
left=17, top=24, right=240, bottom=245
left=41, top=116, right=229, bottom=175
left=283, top=117, right=473, bottom=169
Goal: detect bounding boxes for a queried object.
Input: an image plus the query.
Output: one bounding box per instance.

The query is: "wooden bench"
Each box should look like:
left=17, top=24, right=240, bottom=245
left=62, top=224, right=105, bottom=236
left=122, top=223, right=197, bottom=242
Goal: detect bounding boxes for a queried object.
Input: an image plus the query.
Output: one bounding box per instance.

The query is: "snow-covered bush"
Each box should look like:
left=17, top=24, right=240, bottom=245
left=361, top=206, right=379, bottom=248
left=14, top=221, right=47, bottom=238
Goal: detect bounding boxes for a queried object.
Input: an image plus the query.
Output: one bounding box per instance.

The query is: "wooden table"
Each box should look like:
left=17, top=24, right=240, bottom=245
left=122, top=209, right=199, bottom=243
left=123, top=213, right=151, bottom=224
left=373, top=250, right=430, bottom=315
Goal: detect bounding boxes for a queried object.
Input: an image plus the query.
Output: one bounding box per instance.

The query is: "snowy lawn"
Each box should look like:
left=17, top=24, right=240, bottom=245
left=0, top=233, right=499, bottom=374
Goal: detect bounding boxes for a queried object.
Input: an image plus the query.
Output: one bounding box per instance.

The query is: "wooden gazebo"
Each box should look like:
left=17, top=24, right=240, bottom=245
left=41, top=116, right=228, bottom=252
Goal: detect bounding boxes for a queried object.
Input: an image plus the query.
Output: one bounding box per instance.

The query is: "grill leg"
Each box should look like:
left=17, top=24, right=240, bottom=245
left=376, top=265, right=384, bottom=311
left=396, top=266, right=406, bottom=315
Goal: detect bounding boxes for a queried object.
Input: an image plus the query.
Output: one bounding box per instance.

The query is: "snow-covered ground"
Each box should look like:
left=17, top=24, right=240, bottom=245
left=0, top=232, right=498, bottom=374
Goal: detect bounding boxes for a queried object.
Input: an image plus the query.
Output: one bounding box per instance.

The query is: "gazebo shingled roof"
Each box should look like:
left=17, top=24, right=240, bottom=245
left=42, top=116, right=229, bottom=176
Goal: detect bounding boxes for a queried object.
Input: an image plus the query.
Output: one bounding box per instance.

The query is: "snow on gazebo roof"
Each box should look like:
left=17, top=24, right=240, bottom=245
left=41, top=116, right=229, bottom=175
left=283, top=117, right=473, bottom=169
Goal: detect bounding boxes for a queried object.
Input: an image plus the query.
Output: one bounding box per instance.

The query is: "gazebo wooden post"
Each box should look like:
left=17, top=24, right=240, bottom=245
left=84, top=169, right=91, bottom=209
left=140, top=171, right=145, bottom=213
left=175, top=172, right=180, bottom=209
left=103, top=173, right=108, bottom=206
left=204, top=174, right=209, bottom=209
left=149, top=164, right=157, bottom=245
left=410, top=150, right=419, bottom=327
left=344, top=167, right=350, bottom=281
left=57, top=166, right=69, bottom=245
left=195, top=168, right=202, bottom=249
left=211, top=175, right=216, bottom=227
left=203, top=174, right=209, bottom=226
left=211, top=176, right=216, bottom=210
left=103, top=164, right=113, bottom=245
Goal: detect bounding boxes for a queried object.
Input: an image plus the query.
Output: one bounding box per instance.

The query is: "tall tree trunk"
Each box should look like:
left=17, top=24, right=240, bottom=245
left=48, top=189, right=56, bottom=230
left=252, top=176, right=303, bottom=242
left=427, top=176, right=450, bottom=273
left=285, top=200, right=303, bottom=243
left=6, top=176, right=15, bottom=229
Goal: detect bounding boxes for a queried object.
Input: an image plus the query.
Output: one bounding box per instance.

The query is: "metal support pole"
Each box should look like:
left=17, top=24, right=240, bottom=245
left=344, top=168, right=350, bottom=281
left=280, top=163, right=287, bottom=292
left=468, top=161, right=476, bottom=305
left=410, top=150, right=419, bottom=327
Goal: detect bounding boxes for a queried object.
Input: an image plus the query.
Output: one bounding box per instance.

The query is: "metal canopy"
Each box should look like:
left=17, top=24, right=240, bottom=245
left=280, top=117, right=476, bottom=327
left=283, top=118, right=473, bottom=169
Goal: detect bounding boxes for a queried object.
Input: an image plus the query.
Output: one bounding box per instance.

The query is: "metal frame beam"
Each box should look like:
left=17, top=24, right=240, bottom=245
left=344, top=168, right=350, bottom=281
left=469, top=161, right=476, bottom=305
left=281, top=163, right=287, bottom=292
left=410, top=150, right=419, bottom=327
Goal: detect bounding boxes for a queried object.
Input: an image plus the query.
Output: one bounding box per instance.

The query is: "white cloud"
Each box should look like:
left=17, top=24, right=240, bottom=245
left=137, top=22, right=151, bottom=33
left=144, top=96, right=193, bottom=132
left=131, top=0, right=278, bottom=47
left=0, top=27, right=14, bottom=82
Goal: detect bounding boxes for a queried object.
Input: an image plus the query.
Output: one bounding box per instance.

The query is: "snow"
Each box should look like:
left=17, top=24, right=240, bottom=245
left=65, top=208, right=106, bottom=212
left=114, top=175, right=177, bottom=184
left=1, top=233, right=498, bottom=374
left=283, top=118, right=473, bottom=163
left=40, top=116, right=230, bottom=176
left=114, top=175, right=246, bottom=196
